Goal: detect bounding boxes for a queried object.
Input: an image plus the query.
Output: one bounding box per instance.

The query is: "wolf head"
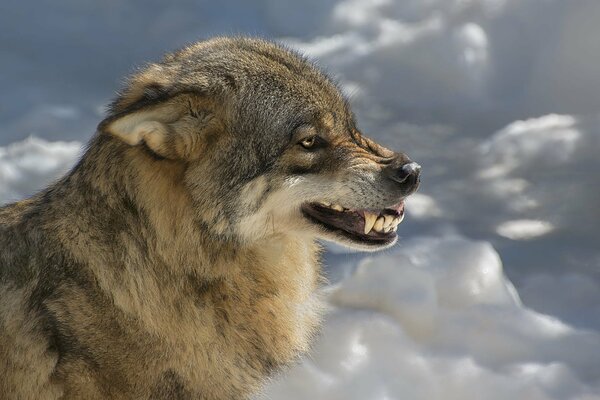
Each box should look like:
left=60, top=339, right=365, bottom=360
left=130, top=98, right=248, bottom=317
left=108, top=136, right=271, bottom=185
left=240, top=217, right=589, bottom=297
left=98, top=37, right=420, bottom=251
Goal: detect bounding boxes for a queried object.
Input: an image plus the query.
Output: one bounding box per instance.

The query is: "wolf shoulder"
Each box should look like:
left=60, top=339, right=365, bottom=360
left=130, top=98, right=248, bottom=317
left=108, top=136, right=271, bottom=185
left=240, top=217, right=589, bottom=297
left=0, top=197, right=66, bottom=399
left=0, top=197, right=47, bottom=287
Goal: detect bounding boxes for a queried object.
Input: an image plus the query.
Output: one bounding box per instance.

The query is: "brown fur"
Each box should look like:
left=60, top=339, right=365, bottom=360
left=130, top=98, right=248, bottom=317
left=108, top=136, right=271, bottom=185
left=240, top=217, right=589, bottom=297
left=0, top=37, right=419, bottom=399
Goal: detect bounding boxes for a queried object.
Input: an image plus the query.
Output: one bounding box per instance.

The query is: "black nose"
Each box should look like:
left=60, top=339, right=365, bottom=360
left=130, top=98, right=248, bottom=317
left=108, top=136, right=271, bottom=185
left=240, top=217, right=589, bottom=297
left=386, top=159, right=421, bottom=194
left=396, top=162, right=421, bottom=184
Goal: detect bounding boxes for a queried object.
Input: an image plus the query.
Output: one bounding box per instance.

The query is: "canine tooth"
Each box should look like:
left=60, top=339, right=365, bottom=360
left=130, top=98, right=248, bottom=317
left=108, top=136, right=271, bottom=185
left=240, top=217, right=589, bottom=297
left=373, top=217, right=384, bottom=232
left=390, top=214, right=405, bottom=227
left=363, top=212, right=377, bottom=234
left=392, top=225, right=398, bottom=232
left=383, top=215, right=394, bottom=228
left=332, top=204, right=344, bottom=212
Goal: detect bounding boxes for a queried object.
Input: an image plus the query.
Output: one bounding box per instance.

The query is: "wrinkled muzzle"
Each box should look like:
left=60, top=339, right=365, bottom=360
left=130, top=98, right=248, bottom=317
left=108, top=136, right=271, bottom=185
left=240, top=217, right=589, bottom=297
left=300, top=151, right=421, bottom=251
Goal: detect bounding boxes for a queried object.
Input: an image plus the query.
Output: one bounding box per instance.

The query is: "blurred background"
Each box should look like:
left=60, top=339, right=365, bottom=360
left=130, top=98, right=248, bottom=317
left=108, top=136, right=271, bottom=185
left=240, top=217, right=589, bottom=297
left=1, top=1, right=599, bottom=399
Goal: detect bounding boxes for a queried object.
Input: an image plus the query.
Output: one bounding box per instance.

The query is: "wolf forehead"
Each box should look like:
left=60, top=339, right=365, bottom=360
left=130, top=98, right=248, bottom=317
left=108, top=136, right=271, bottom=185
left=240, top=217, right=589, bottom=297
left=106, top=37, right=350, bottom=130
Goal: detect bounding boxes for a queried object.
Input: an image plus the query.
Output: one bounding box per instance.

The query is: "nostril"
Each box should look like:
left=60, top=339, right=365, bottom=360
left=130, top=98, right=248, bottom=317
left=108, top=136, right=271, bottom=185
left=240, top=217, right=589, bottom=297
left=402, top=162, right=421, bottom=176
left=396, top=162, right=421, bottom=183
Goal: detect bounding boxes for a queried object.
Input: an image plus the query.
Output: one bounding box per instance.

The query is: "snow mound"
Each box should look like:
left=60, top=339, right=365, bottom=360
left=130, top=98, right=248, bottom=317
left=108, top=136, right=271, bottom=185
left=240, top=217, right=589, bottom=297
left=262, top=236, right=600, bottom=400
left=477, top=114, right=600, bottom=237
left=285, top=0, right=600, bottom=128
left=0, top=137, right=81, bottom=204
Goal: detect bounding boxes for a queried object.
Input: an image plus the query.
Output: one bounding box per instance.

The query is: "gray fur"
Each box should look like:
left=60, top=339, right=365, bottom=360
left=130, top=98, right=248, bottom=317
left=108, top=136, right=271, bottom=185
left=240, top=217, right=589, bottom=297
left=0, top=37, right=418, bottom=399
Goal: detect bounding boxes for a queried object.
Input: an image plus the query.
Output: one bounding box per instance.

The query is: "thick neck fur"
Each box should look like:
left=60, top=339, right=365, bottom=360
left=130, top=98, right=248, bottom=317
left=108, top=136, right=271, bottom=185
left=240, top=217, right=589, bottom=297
left=0, top=133, right=324, bottom=398
left=53, top=133, right=241, bottom=264
left=42, top=133, right=322, bottom=342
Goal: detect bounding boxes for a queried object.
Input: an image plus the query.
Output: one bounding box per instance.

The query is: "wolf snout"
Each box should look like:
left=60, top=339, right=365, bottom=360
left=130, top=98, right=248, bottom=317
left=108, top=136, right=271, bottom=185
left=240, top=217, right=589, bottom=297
left=385, top=158, right=421, bottom=195
left=398, top=162, right=421, bottom=183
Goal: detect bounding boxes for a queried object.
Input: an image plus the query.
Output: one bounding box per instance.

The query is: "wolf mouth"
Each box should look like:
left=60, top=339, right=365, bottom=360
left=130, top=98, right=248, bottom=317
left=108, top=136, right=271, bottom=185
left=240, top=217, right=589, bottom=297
left=301, top=201, right=405, bottom=245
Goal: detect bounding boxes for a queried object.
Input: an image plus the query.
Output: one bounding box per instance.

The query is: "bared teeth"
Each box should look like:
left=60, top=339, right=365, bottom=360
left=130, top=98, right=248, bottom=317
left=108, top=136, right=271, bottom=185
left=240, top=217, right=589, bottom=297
left=383, top=215, right=394, bottom=229
left=363, top=212, right=378, bottom=234
left=325, top=203, right=406, bottom=235
left=373, top=217, right=385, bottom=232
left=372, top=212, right=406, bottom=234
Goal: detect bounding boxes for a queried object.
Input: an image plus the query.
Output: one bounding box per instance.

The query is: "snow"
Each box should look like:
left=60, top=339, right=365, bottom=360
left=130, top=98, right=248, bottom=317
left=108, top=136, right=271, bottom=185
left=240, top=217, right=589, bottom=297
left=265, top=237, right=600, bottom=400
left=1, top=1, right=599, bottom=399
left=0, top=137, right=81, bottom=204
left=496, top=219, right=555, bottom=240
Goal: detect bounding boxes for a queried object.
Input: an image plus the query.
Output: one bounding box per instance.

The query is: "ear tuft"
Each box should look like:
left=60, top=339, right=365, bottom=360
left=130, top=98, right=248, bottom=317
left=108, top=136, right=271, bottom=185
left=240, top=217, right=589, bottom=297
left=100, top=94, right=220, bottom=160
left=102, top=104, right=182, bottom=159
left=114, top=119, right=171, bottom=154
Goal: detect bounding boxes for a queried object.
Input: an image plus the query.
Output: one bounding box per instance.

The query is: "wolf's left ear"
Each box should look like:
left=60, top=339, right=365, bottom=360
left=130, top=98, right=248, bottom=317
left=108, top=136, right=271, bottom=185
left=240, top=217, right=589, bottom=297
left=99, top=94, right=218, bottom=160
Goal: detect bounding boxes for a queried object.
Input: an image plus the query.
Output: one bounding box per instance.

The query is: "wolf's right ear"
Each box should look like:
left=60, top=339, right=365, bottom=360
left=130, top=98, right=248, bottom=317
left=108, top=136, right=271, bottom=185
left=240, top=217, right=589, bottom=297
left=99, top=94, right=219, bottom=160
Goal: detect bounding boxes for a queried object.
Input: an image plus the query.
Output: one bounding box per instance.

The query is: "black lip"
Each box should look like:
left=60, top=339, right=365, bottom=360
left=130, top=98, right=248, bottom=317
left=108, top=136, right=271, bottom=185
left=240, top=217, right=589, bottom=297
left=301, top=203, right=399, bottom=246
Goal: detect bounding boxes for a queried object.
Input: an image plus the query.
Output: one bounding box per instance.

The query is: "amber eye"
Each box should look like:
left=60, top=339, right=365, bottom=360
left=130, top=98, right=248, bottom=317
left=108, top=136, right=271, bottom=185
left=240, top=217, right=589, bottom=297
left=299, top=136, right=316, bottom=149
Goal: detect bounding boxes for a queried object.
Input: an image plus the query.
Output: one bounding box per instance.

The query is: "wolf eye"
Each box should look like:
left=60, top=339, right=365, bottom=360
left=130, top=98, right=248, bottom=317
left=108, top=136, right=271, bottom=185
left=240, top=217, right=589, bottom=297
left=299, top=136, right=317, bottom=149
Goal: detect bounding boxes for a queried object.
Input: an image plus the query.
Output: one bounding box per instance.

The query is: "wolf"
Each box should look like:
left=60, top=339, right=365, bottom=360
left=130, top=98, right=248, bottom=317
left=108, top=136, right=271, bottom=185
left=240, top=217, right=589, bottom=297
left=0, top=37, right=420, bottom=399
